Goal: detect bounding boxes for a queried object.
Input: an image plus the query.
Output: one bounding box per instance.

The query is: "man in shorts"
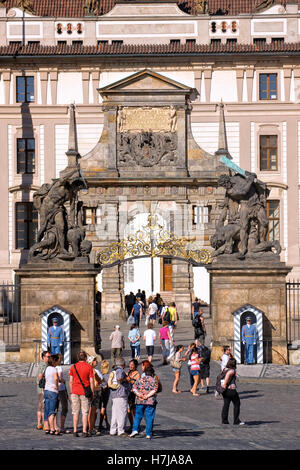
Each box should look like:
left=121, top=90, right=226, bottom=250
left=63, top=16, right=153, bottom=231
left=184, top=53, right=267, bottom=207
left=69, top=351, right=94, bottom=437
left=143, top=322, right=156, bottom=362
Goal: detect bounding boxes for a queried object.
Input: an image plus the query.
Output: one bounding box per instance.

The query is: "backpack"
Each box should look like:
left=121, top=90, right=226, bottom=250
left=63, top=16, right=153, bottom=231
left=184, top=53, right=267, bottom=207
left=192, top=315, right=200, bottom=328
left=215, top=369, right=227, bottom=394
left=163, top=308, right=171, bottom=323
left=108, top=370, right=120, bottom=390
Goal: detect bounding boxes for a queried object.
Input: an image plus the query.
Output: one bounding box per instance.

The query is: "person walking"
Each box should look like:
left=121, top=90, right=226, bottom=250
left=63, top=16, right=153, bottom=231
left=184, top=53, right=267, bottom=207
left=109, top=325, right=125, bottom=366
left=172, top=345, right=185, bottom=394
left=168, top=302, right=178, bottom=328
left=69, top=351, right=94, bottom=437
left=87, top=356, right=103, bottom=435
left=147, top=297, right=158, bottom=326
left=126, top=359, right=141, bottom=432
left=56, top=353, right=70, bottom=433
left=143, top=322, right=156, bottom=362
left=128, top=323, right=141, bottom=360
left=36, top=350, right=50, bottom=430
left=125, top=292, right=136, bottom=318
left=97, top=360, right=110, bottom=433
left=129, top=364, right=159, bottom=440
left=221, top=358, right=245, bottom=425
left=193, top=309, right=206, bottom=345
left=108, top=357, right=130, bottom=437
left=131, top=301, right=143, bottom=328
left=44, top=354, right=60, bottom=435
left=192, top=297, right=201, bottom=320
left=159, top=321, right=172, bottom=365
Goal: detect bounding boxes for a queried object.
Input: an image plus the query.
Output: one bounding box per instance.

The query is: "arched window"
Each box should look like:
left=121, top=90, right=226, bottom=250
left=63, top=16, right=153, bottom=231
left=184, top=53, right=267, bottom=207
left=221, top=21, right=227, bottom=33
left=67, top=23, right=72, bottom=35
left=231, top=21, right=237, bottom=33
left=211, top=21, right=217, bottom=33
left=77, top=23, right=82, bottom=34
left=57, top=23, right=63, bottom=35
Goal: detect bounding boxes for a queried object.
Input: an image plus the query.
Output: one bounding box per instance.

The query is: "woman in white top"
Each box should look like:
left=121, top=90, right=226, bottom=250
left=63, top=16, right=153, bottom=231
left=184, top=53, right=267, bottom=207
left=146, top=296, right=158, bottom=326
left=44, top=355, right=59, bottom=435
left=143, top=322, right=156, bottom=362
left=56, top=354, right=70, bottom=434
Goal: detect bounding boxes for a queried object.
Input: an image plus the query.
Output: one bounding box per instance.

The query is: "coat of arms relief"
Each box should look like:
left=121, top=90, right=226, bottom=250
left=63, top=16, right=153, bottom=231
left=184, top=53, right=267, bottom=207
left=116, top=106, right=178, bottom=168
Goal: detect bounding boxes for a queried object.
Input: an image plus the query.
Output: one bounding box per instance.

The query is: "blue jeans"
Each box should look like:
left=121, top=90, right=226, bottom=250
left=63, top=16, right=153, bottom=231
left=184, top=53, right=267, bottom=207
left=132, top=404, right=156, bottom=437
left=245, top=342, right=254, bottom=364
left=130, top=344, right=140, bottom=358
left=44, top=390, right=58, bottom=421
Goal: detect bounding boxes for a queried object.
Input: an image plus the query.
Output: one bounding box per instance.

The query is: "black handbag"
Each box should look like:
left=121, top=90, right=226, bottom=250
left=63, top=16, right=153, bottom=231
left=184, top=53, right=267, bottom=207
left=38, top=366, right=47, bottom=389
left=74, top=364, right=93, bottom=399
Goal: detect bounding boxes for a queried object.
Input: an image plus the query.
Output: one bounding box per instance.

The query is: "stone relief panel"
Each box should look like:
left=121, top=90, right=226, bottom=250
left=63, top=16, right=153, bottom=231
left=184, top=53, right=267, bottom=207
left=117, top=106, right=178, bottom=167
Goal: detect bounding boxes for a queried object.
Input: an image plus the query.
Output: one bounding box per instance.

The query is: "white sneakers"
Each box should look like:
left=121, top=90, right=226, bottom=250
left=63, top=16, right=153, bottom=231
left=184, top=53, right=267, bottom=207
left=129, top=431, right=139, bottom=438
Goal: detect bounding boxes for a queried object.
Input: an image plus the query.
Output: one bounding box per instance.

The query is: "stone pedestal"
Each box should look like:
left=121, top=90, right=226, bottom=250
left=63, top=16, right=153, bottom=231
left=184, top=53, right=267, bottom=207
left=16, top=261, right=98, bottom=363
left=207, top=261, right=292, bottom=364
left=172, top=260, right=194, bottom=319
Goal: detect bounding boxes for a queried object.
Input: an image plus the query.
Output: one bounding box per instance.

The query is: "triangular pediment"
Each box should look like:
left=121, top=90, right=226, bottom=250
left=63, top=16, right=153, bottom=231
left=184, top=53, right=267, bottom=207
left=99, top=69, right=192, bottom=92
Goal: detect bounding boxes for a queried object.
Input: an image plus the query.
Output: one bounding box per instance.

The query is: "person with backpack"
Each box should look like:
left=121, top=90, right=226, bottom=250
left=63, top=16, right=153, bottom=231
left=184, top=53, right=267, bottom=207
left=108, top=357, right=130, bottom=436
left=193, top=309, right=206, bottom=345
left=219, top=358, right=245, bottom=426
left=198, top=344, right=211, bottom=394
left=159, top=321, right=173, bottom=365
left=131, top=300, right=143, bottom=328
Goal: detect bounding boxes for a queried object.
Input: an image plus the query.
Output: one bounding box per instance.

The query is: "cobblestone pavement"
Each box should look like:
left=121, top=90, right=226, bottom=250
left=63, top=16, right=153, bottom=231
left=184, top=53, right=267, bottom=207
left=0, top=320, right=300, bottom=450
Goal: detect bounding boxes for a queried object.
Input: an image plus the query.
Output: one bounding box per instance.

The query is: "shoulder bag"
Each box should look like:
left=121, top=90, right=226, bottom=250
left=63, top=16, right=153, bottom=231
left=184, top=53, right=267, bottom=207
left=74, top=364, right=93, bottom=399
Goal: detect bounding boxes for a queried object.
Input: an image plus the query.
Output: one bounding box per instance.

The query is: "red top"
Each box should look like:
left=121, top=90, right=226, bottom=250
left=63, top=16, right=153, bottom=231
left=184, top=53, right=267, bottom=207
left=69, top=361, right=94, bottom=395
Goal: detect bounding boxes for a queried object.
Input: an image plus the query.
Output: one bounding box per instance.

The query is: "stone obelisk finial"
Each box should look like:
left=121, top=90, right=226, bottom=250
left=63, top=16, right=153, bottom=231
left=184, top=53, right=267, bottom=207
left=65, top=103, right=79, bottom=168
left=215, top=100, right=232, bottom=159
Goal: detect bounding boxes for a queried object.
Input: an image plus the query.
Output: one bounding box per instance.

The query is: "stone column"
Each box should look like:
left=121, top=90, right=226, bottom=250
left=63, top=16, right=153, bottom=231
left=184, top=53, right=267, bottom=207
left=194, top=70, right=202, bottom=102
left=246, top=67, right=254, bottom=102
left=207, top=261, right=292, bottom=364
left=92, top=70, right=100, bottom=104
left=172, top=259, right=194, bottom=319
left=40, top=70, right=48, bottom=105
left=283, top=67, right=292, bottom=102
left=236, top=68, right=244, bottom=103
left=82, top=70, right=90, bottom=104
left=101, top=264, right=125, bottom=321
left=2, top=71, right=11, bottom=105
left=203, top=68, right=212, bottom=103
left=50, top=70, right=58, bottom=105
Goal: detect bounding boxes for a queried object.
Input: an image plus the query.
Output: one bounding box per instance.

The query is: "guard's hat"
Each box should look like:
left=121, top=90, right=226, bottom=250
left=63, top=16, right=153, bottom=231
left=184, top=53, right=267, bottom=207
left=246, top=316, right=251, bottom=321
left=52, top=317, right=58, bottom=323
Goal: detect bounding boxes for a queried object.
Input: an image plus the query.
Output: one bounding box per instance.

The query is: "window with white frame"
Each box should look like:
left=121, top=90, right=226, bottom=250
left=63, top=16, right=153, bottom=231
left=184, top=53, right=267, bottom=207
left=193, top=205, right=211, bottom=225
left=124, top=260, right=134, bottom=283
left=83, top=207, right=102, bottom=225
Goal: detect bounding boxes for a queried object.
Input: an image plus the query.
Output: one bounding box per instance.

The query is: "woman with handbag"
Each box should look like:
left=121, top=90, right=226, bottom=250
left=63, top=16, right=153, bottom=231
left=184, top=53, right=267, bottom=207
left=171, top=345, right=185, bottom=394
left=87, top=356, right=103, bottom=435
left=44, top=354, right=60, bottom=435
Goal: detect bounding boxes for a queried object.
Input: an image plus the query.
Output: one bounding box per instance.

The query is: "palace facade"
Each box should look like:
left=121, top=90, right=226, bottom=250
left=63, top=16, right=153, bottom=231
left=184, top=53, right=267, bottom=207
left=0, top=0, right=300, bottom=307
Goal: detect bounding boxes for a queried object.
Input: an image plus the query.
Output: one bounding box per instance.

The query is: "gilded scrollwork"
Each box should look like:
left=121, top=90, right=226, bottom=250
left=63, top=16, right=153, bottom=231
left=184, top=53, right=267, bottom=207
left=96, top=215, right=212, bottom=267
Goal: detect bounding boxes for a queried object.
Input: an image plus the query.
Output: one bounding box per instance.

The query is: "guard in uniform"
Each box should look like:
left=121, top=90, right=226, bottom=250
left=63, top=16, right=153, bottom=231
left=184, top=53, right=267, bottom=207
left=47, top=317, right=64, bottom=355
left=242, top=317, right=257, bottom=364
